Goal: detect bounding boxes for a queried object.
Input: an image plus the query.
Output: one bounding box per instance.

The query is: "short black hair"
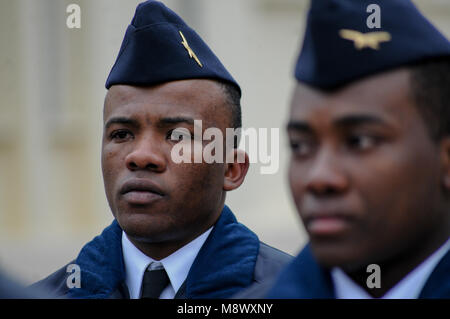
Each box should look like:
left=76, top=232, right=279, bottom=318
left=217, top=81, right=242, bottom=129
left=216, top=81, right=242, bottom=148
left=410, top=57, right=450, bottom=141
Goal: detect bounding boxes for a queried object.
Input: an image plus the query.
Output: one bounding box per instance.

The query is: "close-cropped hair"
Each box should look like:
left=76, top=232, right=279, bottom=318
left=216, top=81, right=242, bottom=148
left=410, top=57, right=450, bottom=141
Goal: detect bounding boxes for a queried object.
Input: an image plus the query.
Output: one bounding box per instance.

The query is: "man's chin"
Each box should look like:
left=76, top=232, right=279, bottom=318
left=116, top=214, right=173, bottom=242
left=122, top=226, right=175, bottom=245
left=311, top=242, right=371, bottom=271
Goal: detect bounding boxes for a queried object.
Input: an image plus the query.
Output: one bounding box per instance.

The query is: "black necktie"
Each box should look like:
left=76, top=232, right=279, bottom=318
left=140, top=268, right=170, bottom=299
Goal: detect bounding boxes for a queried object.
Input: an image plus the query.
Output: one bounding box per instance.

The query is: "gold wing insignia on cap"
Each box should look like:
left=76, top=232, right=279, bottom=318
left=339, top=29, right=391, bottom=50
left=179, top=31, right=203, bottom=67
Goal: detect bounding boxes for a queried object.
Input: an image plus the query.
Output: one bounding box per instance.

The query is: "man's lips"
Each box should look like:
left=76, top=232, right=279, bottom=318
left=119, top=179, right=165, bottom=205
left=304, top=212, right=355, bottom=236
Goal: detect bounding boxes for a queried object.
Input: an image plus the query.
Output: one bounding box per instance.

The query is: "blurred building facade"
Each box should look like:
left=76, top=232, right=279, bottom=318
left=0, top=0, right=449, bottom=283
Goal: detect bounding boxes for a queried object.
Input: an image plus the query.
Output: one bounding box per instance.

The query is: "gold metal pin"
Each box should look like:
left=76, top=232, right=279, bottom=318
left=179, top=31, right=203, bottom=67
left=339, top=29, right=391, bottom=50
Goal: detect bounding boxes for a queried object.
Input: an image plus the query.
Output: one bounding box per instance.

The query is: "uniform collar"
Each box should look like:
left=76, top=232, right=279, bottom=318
left=122, top=228, right=213, bottom=299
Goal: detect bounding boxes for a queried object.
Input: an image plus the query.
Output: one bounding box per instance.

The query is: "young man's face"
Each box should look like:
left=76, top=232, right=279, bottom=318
left=287, top=68, right=449, bottom=271
left=102, top=79, right=234, bottom=248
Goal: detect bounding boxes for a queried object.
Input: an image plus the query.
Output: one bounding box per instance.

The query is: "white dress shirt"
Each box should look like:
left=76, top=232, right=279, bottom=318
left=121, top=227, right=213, bottom=299
left=331, top=237, right=450, bottom=299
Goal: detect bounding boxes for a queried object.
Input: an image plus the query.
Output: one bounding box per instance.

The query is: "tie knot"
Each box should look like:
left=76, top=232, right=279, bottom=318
left=140, top=268, right=170, bottom=299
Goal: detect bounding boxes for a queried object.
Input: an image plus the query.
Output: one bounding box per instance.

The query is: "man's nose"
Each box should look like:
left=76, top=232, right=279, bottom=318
left=125, top=135, right=166, bottom=172
left=305, top=147, right=349, bottom=196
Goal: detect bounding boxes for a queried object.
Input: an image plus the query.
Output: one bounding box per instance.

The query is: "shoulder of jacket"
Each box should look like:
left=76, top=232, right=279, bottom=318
left=29, top=260, right=76, bottom=298
left=254, top=242, right=293, bottom=283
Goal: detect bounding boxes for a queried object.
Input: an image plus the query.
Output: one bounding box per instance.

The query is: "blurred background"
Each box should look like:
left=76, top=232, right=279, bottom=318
left=0, top=0, right=449, bottom=284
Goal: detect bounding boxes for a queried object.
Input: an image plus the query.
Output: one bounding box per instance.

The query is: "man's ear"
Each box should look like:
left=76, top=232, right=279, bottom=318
left=441, top=137, right=450, bottom=190
left=223, top=149, right=250, bottom=191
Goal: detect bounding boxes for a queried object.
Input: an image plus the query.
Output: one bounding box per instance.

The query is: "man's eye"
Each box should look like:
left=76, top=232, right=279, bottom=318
left=168, top=128, right=192, bottom=142
left=289, top=140, right=314, bottom=157
left=110, top=130, right=133, bottom=141
left=347, top=135, right=380, bottom=150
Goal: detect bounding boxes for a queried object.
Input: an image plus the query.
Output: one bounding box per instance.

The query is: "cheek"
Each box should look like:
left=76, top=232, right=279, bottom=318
left=288, top=160, right=305, bottom=209
left=101, top=146, right=124, bottom=193
left=101, top=149, right=115, bottom=178
left=171, top=163, right=224, bottom=202
left=351, top=147, right=440, bottom=234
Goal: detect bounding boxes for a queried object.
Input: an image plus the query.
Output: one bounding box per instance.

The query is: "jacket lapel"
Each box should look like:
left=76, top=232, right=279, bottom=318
left=267, top=244, right=335, bottom=298
left=174, top=281, right=187, bottom=299
left=182, top=205, right=260, bottom=298
left=419, top=248, right=450, bottom=298
left=68, top=220, right=126, bottom=299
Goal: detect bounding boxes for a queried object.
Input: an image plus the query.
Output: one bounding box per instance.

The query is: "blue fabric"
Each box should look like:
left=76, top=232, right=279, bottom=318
left=419, top=249, right=450, bottom=298
left=67, top=205, right=259, bottom=299
left=267, top=243, right=450, bottom=298
left=105, top=0, right=240, bottom=96
left=184, top=205, right=259, bottom=298
left=68, top=221, right=125, bottom=298
left=296, top=0, right=450, bottom=89
left=266, top=244, right=335, bottom=299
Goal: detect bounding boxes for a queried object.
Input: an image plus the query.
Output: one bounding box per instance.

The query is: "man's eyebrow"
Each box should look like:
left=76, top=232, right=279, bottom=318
left=104, top=117, right=139, bottom=130
left=158, top=117, right=195, bottom=126
left=333, top=114, right=387, bottom=127
left=286, top=121, right=312, bottom=133
left=286, top=114, right=390, bottom=132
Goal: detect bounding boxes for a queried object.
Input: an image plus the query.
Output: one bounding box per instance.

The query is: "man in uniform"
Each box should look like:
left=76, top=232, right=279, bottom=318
left=32, top=0, right=291, bottom=299
left=242, top=0, right=450, bottom=298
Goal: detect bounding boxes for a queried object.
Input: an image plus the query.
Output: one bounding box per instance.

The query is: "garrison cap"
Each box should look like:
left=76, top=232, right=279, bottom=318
left=295, top=0, right=450, bottom=89
left=105, top=0, right=240, bottom=96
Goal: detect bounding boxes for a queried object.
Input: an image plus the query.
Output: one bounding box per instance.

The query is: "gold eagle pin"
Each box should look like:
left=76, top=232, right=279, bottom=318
left=179, top=31, right=203, bottom=67
left=339, top=29, right=392, bottom=50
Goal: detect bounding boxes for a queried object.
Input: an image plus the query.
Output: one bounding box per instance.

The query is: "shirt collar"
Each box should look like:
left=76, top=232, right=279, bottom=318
left=332, top=237, right=450, bottom=299
left=122, top=227, right=213, bottom=299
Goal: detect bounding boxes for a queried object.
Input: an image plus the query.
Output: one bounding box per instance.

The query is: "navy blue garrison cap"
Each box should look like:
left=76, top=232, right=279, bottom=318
left=295, top=0, right=450, bottom=89
left=105, top=0, right=240, bottom=96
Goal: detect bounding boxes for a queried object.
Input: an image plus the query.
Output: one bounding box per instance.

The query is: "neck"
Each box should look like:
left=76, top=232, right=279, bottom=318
left=126, top=223, right=214, bottom=260
left=128, top=238, right=188, bottom=261
left=346, top=229, right=450, bottom=298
